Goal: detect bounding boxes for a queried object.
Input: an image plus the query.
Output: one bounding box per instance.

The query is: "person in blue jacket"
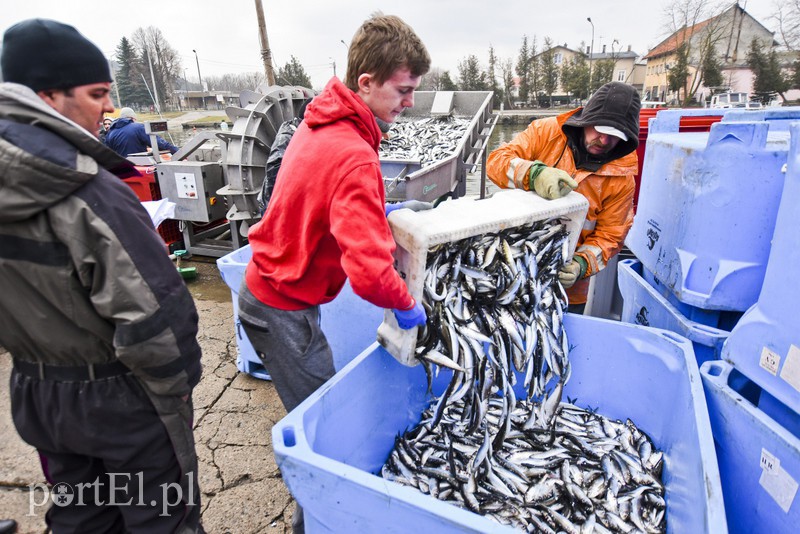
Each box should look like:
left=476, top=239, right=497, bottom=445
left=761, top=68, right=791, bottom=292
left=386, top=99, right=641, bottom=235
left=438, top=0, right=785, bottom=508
left=105, top=106, right=178, bottom=156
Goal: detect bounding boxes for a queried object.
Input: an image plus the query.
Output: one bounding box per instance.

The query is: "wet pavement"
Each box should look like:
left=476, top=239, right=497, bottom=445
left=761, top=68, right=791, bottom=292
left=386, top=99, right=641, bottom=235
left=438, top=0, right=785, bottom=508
left=0, top=257, right=295, bottom=533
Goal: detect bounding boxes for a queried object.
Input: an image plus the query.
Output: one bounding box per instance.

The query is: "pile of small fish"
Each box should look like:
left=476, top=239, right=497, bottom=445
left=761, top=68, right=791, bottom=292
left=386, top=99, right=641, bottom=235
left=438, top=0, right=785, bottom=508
left=382, top=394, right=666, bottom=532
left=381, top=218, right=667, bottom=532
left=379, top=116, right=471, bottom=166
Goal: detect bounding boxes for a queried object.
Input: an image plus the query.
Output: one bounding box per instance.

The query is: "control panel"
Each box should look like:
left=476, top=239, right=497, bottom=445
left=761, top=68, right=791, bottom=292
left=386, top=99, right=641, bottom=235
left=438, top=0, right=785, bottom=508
left=156, top=161, right=227, bottom=223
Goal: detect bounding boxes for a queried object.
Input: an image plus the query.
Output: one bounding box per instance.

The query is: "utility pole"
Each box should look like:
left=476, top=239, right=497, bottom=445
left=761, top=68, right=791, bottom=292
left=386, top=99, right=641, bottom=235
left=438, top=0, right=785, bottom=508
left=108, top=57, right=122, bottom=108
left=145, top=43, right=161, bottom=114
left=255, top=0, right=276, bottom=85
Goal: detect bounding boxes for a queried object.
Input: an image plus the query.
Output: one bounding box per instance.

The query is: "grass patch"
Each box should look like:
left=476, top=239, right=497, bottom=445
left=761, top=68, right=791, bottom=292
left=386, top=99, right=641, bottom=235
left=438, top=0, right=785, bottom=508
left=186, top=116, right=229, bottom=124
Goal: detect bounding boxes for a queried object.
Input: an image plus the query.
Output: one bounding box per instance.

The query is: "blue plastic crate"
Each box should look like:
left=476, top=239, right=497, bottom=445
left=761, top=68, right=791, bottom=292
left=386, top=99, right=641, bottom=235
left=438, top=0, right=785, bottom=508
left=626, top=111, right=789, bottom=312
left=273, top=314, right=726, bottom=533
left=720, top=122, right=800, bottom=415
left=618, top=258, right=732, bottom=366
left=723, top=106, right=800, bottom=131
left=701, top=360, right=800, bottom=534
left=216, top=245, right=384, bottom=380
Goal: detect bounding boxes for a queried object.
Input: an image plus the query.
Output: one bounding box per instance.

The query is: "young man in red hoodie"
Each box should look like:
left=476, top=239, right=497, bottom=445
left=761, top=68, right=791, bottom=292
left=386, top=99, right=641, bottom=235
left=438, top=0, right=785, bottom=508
left=238, top=14, right=430, bottom=530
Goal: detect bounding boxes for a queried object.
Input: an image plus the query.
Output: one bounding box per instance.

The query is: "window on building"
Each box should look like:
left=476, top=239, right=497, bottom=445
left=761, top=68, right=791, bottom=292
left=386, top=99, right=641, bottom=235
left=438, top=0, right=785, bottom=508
left=554, top=52, right=563, bottom=65
left=617, top=70, right=626, bottom=82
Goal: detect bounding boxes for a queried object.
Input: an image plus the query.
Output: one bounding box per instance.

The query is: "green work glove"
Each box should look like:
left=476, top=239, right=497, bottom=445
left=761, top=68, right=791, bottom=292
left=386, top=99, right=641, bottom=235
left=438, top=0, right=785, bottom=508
left=558, top=256, right=588, bottom=288
left=529, top=161, right=578, bottom=200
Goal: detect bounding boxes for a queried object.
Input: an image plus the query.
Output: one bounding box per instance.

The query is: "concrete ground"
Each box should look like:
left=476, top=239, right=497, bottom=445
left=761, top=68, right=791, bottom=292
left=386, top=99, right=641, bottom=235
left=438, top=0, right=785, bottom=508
left=0, top=258, right=294, bottom=533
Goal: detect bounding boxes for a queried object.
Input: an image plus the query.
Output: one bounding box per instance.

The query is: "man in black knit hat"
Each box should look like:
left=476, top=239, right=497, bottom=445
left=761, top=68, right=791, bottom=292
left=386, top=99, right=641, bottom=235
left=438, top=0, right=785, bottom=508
left=487, top=81, right=641, bottom=314
left=0, top=19, right=203, bottom=533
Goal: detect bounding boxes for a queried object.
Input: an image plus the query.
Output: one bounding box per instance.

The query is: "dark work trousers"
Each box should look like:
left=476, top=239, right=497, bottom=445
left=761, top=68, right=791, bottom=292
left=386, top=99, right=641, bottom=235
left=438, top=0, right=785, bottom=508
left=10, top=369, right=201, bottom=534
left=238, top=281, right=336, bottom=534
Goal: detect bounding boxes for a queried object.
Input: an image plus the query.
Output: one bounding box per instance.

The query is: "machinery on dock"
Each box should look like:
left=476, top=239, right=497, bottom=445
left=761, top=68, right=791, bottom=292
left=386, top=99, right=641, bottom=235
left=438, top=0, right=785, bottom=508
left=153, top=85, right=315, bottom=257
left=141, top=87, right=496, bottom=258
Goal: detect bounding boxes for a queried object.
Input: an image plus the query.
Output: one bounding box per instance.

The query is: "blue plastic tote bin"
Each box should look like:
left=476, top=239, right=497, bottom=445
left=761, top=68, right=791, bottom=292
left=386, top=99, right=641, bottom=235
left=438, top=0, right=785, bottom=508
left=626, top=111, right=789, bottom=312
left=618, top=258, right=731, bottom=366
left=216, top=245, right=384, bottom=380
left=701, top=360, right=800, bottom=534
left=720, top=122, right=800, bottom=416
left=723, top=106, right=800, bottom=131
left=272, top=314, right=726, bottom=533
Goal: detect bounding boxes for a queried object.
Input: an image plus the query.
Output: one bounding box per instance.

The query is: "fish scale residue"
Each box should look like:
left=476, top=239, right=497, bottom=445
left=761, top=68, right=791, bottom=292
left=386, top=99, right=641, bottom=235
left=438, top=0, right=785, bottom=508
left=381, top=218, right=666, bottom=532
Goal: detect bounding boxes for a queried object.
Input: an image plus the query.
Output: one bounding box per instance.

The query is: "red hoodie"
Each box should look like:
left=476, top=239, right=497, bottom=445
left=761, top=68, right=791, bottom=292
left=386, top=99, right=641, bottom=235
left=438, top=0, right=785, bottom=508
left=245, top=77, right=414, bottom=311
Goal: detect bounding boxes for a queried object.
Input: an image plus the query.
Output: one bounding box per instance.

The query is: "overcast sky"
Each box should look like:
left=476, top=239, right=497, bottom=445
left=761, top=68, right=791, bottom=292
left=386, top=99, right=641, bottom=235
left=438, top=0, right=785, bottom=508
left=0, top=0, right=782, bottom=91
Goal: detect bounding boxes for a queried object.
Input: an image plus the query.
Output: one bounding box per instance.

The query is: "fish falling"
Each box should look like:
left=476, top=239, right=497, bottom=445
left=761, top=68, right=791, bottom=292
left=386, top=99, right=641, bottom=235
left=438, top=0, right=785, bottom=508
left=381, top=218, right=667, bottom=533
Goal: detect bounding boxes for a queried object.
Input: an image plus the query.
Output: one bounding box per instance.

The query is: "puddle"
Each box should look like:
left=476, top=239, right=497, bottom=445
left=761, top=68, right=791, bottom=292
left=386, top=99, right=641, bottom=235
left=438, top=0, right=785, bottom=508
left=179, top=258, right=234, bottom=303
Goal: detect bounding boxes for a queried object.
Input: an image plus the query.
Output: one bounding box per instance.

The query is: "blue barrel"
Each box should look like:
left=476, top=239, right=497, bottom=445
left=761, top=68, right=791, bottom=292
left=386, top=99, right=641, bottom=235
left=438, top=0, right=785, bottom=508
left=721, top=122, right=800, bottom=414
left=273, top=314, right=726, bottom=533
left=618, top=258, right=730, bottom=366
left=702, top=360, right=800, bottom=533
left=216, top=245, right=384, bottom=380
left=627, top=110, right=789, bottom=311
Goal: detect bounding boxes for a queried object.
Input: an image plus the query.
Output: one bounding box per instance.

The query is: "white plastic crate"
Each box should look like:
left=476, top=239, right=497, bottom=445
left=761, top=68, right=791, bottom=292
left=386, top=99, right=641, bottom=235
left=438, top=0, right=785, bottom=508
left=377, top=189, right=589, bottom=366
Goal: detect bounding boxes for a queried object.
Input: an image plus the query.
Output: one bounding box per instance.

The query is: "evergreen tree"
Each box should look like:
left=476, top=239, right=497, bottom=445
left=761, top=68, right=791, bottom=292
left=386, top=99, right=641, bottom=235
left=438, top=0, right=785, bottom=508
left=539, top=37, right=559, bottom=107
left=113, top=36, right=149, bottom=108
left=457, top=55, right=488, bottom=91
left=747, top=38, right=788, bottom=102
left=668, top=43, right=690, bottom=103
left=277, top=56, right=312, bottom=88
left=515, top=36, right=532, bottom=104
left=501, top=58, right=516, bottom=108
left=700, top=49, right=723, bottom=90
left=561, top=53, right=589, bottom=101
left=487, top=45, right=502, bottom=107
left=439, top=71, right=458, bottom=91
left=592, top=59, right=615, bottom=89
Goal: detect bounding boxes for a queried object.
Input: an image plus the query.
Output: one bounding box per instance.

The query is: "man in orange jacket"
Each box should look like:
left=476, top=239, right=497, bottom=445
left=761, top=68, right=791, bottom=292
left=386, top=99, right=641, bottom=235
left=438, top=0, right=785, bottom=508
left=487, top=81, right=641, bottom=313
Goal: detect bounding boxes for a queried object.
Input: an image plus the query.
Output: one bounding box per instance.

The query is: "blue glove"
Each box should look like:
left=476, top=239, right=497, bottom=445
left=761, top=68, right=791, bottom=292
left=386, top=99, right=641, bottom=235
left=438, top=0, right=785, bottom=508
left=392, top=298, right=427, bottom=329
left=385, top=200, right=434, bottom=217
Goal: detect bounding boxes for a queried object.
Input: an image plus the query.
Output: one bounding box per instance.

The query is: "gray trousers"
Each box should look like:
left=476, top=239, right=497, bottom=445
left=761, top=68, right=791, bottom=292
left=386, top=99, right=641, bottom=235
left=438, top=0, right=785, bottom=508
left=237, top=282, right=335, bottom=413
left=238, top=281, right=336, bottom=534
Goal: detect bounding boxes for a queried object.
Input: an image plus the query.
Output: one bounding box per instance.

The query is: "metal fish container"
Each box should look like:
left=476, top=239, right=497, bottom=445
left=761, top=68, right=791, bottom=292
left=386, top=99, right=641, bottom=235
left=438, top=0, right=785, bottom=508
left=272, top=314, right=726, bottom=533
left=720, top=121, right=800, bottom=415
left=701, top=360, right=800, bottom=533
left=377, top=189, right=589, bottom=366
left=216, top=245, right=383, bottom=380
left=626, top=110, right=790, bottom=312
left=380, top=91, right=496, bottom=202
left=618, top=258, right=731, bottom=366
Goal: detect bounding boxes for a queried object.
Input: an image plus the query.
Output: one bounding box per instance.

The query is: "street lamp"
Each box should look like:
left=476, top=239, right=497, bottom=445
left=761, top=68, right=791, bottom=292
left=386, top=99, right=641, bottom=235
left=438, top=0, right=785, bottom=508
left=587, top=17, right=595, bottom=100
left=192, top=49, right=205, bottom=109
left=611, top=39, right=619, bottom=82
left=330, top=57, right=336, bottom=77
left=340, top=39, right=348, bottom=50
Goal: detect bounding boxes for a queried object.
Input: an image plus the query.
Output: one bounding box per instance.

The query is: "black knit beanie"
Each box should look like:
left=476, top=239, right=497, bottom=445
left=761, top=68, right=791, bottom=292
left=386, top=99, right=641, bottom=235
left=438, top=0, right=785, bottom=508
left=1, top=19, right=111, bottom=92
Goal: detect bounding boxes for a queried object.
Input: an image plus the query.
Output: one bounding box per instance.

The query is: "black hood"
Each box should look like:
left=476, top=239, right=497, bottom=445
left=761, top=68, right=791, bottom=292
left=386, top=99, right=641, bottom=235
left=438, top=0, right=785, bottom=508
left=563, top=82, right=640, bottom=167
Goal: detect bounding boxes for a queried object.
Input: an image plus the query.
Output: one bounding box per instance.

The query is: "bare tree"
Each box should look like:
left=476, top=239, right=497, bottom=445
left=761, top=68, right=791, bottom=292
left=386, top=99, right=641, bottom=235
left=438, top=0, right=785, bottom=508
left=770, top=0, right=800, bottom=50
left=131, top=27, right=181, bottom=110
left=662, top=0, right=728, bottom=104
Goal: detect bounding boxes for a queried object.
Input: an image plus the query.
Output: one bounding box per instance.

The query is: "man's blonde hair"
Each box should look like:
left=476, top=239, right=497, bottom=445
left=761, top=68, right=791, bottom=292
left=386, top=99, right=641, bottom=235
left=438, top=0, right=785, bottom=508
left=344, top=13, right=430, bottom=92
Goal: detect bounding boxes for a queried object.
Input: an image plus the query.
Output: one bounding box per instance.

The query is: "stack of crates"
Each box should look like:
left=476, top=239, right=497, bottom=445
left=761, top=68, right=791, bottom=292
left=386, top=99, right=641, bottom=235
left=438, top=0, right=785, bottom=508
left=623, top=108, right=800, bottom=532
left=622, top=108, right=794, bottom=364
left=698, top=122, right=800, bottom=533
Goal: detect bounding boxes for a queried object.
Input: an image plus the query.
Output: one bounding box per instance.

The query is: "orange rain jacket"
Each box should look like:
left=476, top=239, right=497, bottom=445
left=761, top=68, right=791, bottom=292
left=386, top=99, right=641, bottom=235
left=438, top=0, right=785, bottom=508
left=486, top=109, right=637, bottom=305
